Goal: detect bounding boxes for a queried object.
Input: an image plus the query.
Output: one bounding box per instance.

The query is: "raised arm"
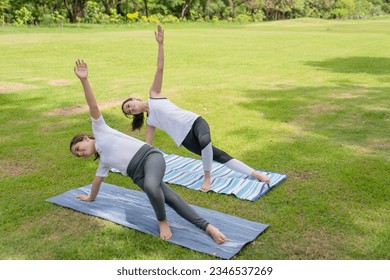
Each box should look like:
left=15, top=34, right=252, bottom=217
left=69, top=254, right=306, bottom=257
left=149, top=25, right=164, bottom=98
left=74, top=59, right=101, bottom=120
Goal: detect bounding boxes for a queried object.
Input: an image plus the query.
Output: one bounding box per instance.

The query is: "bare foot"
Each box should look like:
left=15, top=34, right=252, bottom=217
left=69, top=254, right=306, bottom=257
left=252, top=171, right=270, bottom=184
left=199, top=174, right=211, bottom=192
left=158, top=220, right=172, bottom=241
left=206, top=224, right=227, bottom=244
left=199, top=180, right=211, bottom=192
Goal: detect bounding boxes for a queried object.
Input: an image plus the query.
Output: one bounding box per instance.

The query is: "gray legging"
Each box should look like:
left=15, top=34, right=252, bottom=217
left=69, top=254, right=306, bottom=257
left=182, top=117, right=254, bottom=176
left=182, top=117, right=233, bottom=164
left=135, top=152, right=209, bottom=231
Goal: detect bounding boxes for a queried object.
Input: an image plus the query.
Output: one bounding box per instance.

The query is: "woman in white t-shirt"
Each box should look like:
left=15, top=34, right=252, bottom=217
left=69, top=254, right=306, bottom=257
left=69, top=59, right=227, bottom=244
left=122, top=25, right=270, bottom=191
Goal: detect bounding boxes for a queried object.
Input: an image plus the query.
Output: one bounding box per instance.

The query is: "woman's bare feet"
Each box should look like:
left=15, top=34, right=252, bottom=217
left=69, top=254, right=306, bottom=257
left=158, top=220, right=172, bottom=241
left=200, top=171, right=211, bottom=191
left=252, top=171, right=270, bottom=184
left=206, top=224, right=227, bottom=244
left=199, top=180, right=211, bottom=192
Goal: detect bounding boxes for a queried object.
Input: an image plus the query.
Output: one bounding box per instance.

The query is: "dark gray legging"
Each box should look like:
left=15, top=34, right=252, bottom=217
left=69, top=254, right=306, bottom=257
left=135, top=152, right=209, bottom=231
left=182, top=117, right=233, bottom=163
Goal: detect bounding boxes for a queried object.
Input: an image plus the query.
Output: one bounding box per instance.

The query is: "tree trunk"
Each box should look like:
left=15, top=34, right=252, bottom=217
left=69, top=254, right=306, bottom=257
left=116, top=0, right=124, bottom=16
left=63, top=0, right=76, bottom=23
left=181, top=0, right=193, bottom=19
left=144, top=0, right=149, bottom=17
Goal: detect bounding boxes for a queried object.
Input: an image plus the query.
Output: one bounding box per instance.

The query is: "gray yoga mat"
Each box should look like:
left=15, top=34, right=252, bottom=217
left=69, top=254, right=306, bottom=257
left=46, top=182, right=269, bottom=259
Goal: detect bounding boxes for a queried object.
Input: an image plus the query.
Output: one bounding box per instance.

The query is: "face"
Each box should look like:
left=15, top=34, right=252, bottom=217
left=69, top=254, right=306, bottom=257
left=123, top=99, right=143, bottom=115
left=71, top=137, right=96, bottom=158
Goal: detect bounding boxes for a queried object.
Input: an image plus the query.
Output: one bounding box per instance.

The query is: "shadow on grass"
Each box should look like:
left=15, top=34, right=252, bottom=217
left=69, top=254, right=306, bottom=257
left=237, top=84, right=390, bottom=159
left=223, top=109, right=390, bottom=259
left=305, top=57, right=390, bottom=76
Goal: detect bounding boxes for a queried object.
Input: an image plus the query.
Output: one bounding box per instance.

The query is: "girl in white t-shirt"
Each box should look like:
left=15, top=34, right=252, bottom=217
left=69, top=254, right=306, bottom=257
left=122, top=25, right=270, bottom=191
left=69, top=59, right=227, bottom=244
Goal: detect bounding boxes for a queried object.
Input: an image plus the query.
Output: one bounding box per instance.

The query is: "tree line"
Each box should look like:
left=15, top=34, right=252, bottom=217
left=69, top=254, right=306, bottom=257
left=1, top=0, right=390, bottom=26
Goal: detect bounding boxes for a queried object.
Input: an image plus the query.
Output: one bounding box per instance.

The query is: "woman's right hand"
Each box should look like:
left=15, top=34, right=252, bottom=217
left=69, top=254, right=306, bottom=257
left=76, top=194, right=93, bottom=202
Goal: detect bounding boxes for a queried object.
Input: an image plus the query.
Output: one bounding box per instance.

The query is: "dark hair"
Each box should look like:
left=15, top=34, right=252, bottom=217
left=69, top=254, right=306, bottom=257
left=121, top=97, right=145, bottom=131
left=69, top=133, right=100, bottom=161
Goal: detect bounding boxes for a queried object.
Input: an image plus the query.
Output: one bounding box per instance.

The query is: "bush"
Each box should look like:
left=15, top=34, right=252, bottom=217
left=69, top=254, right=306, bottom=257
left=235, top=14, right=252, bottom=23
left=84, top=1, right=109, bottom=24
left=330, top=8, right=349, bottom=18
left=109, top=8, right=122, bottom=23
left=13, top=6, right=33, bottom=26
left=252, top=10, right=265, bottom=22
left=41, top=11, right=67, bottom=27
left=161, top=14, right=179, bottom=23
left=383, top=3, right=390, bottom=13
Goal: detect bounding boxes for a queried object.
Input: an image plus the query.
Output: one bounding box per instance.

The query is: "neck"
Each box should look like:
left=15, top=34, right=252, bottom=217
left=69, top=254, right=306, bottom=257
left=143, top=101, right=149, bottom=114
left=91, top=139, right=97, bottom=153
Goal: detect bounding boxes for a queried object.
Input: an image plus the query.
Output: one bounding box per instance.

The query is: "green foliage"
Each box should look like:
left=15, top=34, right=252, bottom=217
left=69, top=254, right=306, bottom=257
left=13, top=6, right=33, bottom=26
left=0, top=0, right=388, bottom=27
left=353, top=0, right=374, bottom=17
left=382, top=2, right=390, bottom=12
left=108, top=8, right=122, bottom=23
left=41, top=11, right=67, bottom=27
left=84, top=1, right=110, bottom=24
left=236, top=13, right=253, bottom=22
left=161, top=14, right=180, bottom=23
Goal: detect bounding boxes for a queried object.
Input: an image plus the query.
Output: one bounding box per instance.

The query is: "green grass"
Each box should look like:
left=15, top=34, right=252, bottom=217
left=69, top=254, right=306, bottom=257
left=0, top=19, right=389, bottom=260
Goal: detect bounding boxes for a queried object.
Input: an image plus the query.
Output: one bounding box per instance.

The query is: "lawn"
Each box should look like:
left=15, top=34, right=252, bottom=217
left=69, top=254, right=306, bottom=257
left=0, top=19, right=389, bottom=260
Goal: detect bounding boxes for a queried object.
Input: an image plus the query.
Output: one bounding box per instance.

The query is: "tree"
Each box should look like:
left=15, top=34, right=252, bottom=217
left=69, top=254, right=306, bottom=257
left=63, top=0, right=88, bottom=22
left=263, top=0, right=296, bottom=20
left=181, top=0, right=193, bottom=18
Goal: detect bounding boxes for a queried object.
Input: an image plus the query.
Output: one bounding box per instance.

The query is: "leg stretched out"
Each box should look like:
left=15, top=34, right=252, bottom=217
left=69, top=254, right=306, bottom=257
left=136, top=152, right=227, bottom=243
left=182, top=117, right=270, bottom=191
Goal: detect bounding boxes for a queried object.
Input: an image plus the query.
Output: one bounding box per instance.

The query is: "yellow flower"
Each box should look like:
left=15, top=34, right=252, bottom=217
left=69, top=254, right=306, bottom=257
left=126, top=12, right=139, bottom=21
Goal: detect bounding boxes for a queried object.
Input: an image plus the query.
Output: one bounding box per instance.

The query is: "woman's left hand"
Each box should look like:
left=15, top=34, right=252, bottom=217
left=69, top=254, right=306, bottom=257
left=155, top=25, right=164, bottom=44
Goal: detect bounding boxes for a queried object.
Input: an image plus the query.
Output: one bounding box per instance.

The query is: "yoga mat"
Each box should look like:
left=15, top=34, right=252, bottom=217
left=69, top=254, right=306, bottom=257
left=46, top=183, right=269, bottom=259
left=111, top=151, right=287, bottom=201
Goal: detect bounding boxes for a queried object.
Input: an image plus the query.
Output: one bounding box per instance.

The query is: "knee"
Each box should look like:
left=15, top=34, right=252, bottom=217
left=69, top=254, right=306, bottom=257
left=143, top=183, right=160, bottom=199
left=213, top=149, right=232, bottom=164
left=199, top=133, right=211, bottom=150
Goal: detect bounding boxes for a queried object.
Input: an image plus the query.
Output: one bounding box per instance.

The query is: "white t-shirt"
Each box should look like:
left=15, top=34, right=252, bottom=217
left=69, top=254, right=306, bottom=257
left=147, top=98, right=199, bottom=146
left=92, top=115, right=147, bottom=177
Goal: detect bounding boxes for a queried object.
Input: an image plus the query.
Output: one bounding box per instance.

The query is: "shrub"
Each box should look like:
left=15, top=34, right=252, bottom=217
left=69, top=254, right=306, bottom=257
left=13, top=6, right=33, bottom=26
left=161, top=14, right=179, bottom=23
left=42, top=10, right=67, bottom=27
left=235, top=14, right=252, bottom=23
left=109, top=8, right=122, bottom=23
left=84, top=1, right=109, bottom=24
left=330, top=8, right=349, bottom=18
left=382, top=3, right=390, bottom=13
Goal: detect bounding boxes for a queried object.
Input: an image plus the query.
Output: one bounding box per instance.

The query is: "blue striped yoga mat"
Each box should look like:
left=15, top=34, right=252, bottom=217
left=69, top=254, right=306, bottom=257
left=161, top=152, right=287, bottom=202
left=46, top=183, right=269, bottom=259
left=111, top=151, right=287, bottom=202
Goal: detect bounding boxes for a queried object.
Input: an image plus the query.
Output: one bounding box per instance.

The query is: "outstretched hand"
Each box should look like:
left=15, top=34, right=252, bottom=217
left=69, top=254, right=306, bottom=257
left=154, top=25, right=164, bottom=44
left=74, top=59, right=88, bottom=80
